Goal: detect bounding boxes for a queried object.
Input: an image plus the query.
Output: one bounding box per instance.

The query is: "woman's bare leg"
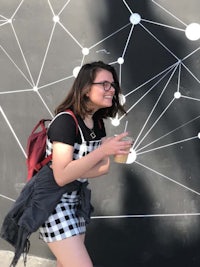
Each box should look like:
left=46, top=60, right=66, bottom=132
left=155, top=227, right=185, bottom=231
left=48, top=234, right=93, bottom=267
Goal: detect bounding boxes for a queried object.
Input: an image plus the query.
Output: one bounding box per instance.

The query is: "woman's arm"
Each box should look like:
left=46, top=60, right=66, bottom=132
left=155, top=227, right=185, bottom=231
left=81, top=157, right=110, bottom=178
left=52, top=132, right=131, bottom=186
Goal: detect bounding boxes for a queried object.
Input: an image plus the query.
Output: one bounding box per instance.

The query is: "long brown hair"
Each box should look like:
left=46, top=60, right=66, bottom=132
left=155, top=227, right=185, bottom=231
left=55, top=61, right=126, bottom=119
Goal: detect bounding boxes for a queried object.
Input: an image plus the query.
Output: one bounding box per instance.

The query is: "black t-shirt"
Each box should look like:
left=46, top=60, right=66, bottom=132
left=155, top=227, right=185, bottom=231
left=48, top=113, right=106, bottom=145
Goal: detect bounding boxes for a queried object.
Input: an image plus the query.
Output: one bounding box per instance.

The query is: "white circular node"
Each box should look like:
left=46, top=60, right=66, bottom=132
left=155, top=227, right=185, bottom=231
left=198, top=132, right=200, bottom=139
left=33, top=86, right=38, bottom=92
left=82, top=47, right=89, bottom=55
left=129, top=13, right=141, bottom=25
left=174, top=91, right=181, bottom=99
left=111, top=118, right=120, bottom=127
left=126, top=148, right=137, bottom=164
left=117, top=57, right=124, bottom=64
left=73, top=66, right=81, bottom=78
left=53, top=15, right=60, bottom=23
left=185, top=23, right=200, bottom=41
left=8, top=19, right=12, bottom=23
left=119, top=94, right=126, bottom=105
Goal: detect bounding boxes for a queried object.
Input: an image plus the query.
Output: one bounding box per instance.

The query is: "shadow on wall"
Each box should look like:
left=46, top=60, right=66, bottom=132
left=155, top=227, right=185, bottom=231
left=86, top=0, right=200, bottom=266
left=86, top=167, right=200, bottom=267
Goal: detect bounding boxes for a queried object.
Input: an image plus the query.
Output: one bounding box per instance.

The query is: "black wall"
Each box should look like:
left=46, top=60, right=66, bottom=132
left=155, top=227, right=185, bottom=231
left=0, top=1, right=200, bottom=266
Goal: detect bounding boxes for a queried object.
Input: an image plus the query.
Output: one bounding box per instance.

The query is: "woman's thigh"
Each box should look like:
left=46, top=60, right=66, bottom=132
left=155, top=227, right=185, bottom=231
left=48, top=234, right=92, bottom=267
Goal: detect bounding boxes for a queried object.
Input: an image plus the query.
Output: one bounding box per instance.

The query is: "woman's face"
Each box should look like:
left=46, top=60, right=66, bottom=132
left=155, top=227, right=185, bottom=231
left=86, top=69, right=115, bottom=112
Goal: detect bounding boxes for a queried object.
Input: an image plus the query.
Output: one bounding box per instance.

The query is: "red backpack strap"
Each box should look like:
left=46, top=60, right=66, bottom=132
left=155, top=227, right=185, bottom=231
left=35, top=110, right=78, bottom=171
left=35, top=154, right=52, bottom=172
left=31, top=119, right=51, bottom=134
left=65, top=109, right=78, bottom=135
left=98, top=118, right=103, bottom=129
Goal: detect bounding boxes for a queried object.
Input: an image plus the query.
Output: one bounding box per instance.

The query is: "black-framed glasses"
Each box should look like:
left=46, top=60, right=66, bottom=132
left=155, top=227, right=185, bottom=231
left=92, top=81, right=117, bottom=91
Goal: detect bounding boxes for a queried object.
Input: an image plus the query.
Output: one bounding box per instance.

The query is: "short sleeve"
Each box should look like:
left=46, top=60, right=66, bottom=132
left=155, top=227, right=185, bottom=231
left=47, top=113, right=77, bottom=146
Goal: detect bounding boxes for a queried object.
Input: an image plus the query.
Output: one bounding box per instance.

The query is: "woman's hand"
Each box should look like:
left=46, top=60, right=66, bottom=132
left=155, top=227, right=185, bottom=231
left=100, top=132, right=132, bottom=156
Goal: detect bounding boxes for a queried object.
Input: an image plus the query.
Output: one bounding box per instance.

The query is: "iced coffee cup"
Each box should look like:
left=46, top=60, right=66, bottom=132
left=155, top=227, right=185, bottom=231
left=114, top=136, right=133, bottom=164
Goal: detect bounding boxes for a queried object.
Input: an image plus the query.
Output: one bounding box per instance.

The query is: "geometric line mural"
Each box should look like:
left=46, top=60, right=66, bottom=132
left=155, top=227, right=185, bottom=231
left=0, top=0, right=200, bottom=224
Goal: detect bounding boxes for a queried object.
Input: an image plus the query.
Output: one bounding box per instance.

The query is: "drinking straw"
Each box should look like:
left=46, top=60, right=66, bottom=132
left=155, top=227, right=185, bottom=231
left=124, top=120, right=128, bottom=132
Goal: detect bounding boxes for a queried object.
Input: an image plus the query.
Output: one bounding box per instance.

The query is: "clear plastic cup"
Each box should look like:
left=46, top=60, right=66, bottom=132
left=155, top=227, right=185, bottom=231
left=114, top=136, right=133, bottom=164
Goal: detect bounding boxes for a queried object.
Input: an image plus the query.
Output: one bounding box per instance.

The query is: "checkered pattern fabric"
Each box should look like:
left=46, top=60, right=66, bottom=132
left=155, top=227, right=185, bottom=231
left=39, top=191, right=86, bottom=242
left=39, top=120, right=101, bottom=242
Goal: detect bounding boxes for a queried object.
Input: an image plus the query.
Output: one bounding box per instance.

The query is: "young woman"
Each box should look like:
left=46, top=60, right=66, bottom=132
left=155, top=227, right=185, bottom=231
left=39, top=61, right=132, bottom=267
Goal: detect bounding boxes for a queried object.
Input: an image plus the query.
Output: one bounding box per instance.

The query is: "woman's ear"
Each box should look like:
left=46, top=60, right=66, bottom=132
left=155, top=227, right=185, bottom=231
left=86, top=91, right=90, bottom=97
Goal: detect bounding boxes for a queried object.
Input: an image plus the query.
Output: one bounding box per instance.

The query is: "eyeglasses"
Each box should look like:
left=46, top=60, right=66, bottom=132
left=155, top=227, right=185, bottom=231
left=92, top=81, right=117, bottom=91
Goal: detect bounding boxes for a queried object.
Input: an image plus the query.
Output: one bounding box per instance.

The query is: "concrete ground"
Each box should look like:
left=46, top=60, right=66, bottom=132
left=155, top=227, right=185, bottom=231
left=0, top=250, right=56, bottom=267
